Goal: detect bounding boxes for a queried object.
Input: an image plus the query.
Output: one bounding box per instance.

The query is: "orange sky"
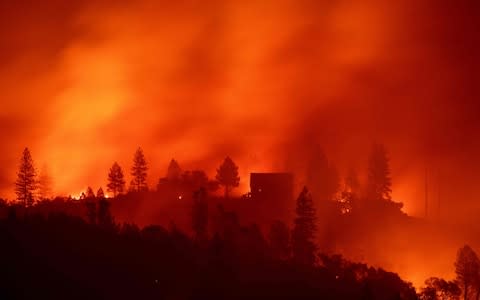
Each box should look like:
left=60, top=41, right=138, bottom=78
left=0, top=0, right=479, bottom=221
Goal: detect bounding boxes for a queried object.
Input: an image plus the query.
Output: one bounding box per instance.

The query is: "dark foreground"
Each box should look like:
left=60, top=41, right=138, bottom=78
left=0, top=210, right=417, bottom=300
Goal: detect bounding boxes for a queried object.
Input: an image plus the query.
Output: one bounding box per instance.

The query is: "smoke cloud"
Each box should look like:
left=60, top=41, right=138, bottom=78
left=0, top=0, right=479, bottom=221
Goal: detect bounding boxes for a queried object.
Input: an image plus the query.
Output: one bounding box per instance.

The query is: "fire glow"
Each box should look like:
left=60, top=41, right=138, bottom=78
left=0, top=0, right=479, bottom=291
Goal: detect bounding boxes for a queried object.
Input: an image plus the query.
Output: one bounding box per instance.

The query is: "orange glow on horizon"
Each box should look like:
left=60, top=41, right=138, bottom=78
left=1, top=0, right=479, bottom=289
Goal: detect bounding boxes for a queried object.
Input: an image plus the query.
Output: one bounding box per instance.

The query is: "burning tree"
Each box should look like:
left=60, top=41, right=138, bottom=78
left=367, top=143, right=392, bottom=201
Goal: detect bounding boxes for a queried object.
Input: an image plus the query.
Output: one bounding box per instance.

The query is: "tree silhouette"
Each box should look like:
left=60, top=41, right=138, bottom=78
left=339, top=168, right=360, bottom=214
left=107, top=162, right=126, bottom=197
left=292, top=187, right=317, bottom=266
left=268, top=220, right=290, bottom=260
left=306, top=147, right=339, bottom=201
left=187, top=170, right=208, bottom=188
left=455, top=245, right=480, bottom=300
left=86, top=187, right=95, bottom=199
left=97, top=187, right=105, bottom=199
left=345, top=167, right=360, bottom=195
left=192, top=187, right=208, bottom=242
left=367, top=143, right=392, bottom=201
left=38, top=164, right=53, bottom=200
left=420, top=277, right=461, bottom=300
left=183, top=170, right=219, bottom=192
left=0, top=195, right=420, bottom=299
left=15, top=148, right=37, bottom=207
left=215, top=156, right=240, bottom=198
left=130, top=147, right=148, bottom=192
left=167, top=159, right=182, bottom=181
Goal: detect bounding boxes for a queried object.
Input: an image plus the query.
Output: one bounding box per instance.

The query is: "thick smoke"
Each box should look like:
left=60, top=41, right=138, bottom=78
left=1, top=0, right=480, bottom=288
left=0, top=0, right=479, bottom=217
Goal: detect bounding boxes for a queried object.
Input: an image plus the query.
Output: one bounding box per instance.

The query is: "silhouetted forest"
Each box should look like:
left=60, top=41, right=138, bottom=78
left=0, top=207, right=419, bottom=300
left=1, top=145, right=478, bottom=299
left=1, top=0, right=478, bottom=297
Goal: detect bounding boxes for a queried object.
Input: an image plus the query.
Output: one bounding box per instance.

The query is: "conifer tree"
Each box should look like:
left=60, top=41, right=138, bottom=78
left=86, top=187, right=95, bottom=199
left=455, top=245, right=480, bottom=300
left=15, top=148, right=37, bottom=207
left=215, top=156, right=240, bottom=198
left=292, top=187, right=317, bottom=266
left=97, top=187, right=105, bottom=199
left=130, top=147, right=148, bottom=192
left=167, top=159, right=182, bottom=181
left=367, top=143, right=392, bottom=201
left=306, top=148, right=339, bottom=201
left=85, top=188, right=97, bottom=224
left=339, top=167, right=360, bottom=213
left=107, top=162, right=126, bottom=197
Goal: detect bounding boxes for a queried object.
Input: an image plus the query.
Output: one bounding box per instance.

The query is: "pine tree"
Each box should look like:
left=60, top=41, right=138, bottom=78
left=15, top=148, right=37, bottom=207
left=97, top=187, right=105, bottom=199
left=339, top=167, right=360, bottom=214
left=192, top=187, right=208, bottom=242
left=292, top=187, right=317, bottom=266
left=107, top=162, right=126, bottom=197
left=455, top=245, right=480, bottom=300
left=167, top=159, right=182, bottom=181
left=86, top=187, right=95, bottom=199
left=367, top=143, right=392, bottom=201
left=130, top=147, right=148, bottom=192
left=215, top=156, right=240, bottom=198
left=84, top=187, right=97, bottom=224
left=306, top=148, right=339, bottom=201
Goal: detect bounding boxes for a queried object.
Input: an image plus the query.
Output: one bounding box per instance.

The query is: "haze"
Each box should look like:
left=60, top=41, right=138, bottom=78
left=0, top=0, right=479, bottom=224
